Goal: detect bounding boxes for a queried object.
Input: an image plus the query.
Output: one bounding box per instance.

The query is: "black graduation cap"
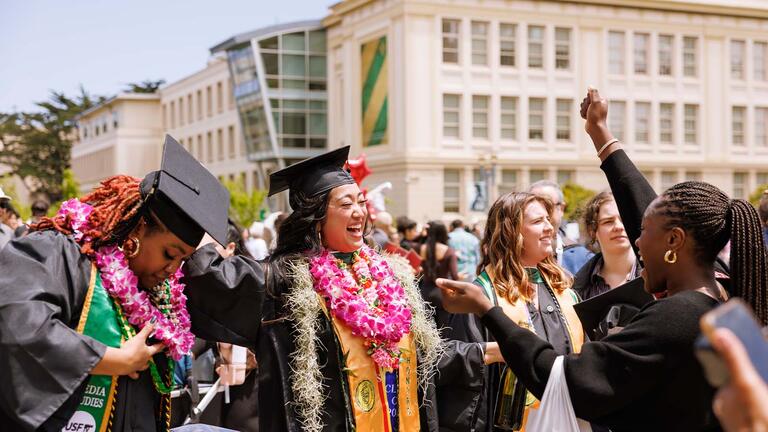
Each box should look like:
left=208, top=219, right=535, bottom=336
left=139, top=135, right=230, bottom=247
left=574, top=278, right=654, bottom=339
left=268, top=146, right=355, bottom=203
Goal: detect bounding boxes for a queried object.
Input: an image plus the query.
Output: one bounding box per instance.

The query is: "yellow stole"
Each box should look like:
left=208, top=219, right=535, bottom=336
left=320, top=295, right=420, bottom=432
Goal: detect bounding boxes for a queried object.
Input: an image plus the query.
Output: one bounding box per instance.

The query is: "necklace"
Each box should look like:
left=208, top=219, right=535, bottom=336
left=310, top=245, right=412, bottom=370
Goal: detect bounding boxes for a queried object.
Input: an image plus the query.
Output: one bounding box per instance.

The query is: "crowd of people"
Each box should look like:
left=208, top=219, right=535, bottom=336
left=0, top=88, right=766, bottom=432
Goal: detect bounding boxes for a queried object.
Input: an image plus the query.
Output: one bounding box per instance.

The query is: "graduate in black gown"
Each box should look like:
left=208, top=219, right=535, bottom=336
left=0, top=136, right=233, bottom=431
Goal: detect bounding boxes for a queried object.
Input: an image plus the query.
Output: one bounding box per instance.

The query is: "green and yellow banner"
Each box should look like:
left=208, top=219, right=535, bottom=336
left=361, top=36, right=388, bottom=147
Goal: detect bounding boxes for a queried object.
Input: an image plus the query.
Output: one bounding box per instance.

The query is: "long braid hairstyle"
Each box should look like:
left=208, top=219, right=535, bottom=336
left=31, top=175, right=150, bottom=257
left=654, top=181, right=768, bottom=324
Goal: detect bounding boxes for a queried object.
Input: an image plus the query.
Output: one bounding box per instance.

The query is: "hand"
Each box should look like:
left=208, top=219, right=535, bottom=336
left=580, top=87, right=617, bottom=155
left=711, top=328, right=768, bottom=432
left=122, top=322, right=165, bottom=379
left=483, top=342, right=504, bottom=365
left=436, top=278, right=493, bottom=317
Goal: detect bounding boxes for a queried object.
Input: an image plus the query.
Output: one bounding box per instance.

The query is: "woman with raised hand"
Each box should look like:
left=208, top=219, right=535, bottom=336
left=0, top=136, right=232, bottom=431
left=438, top=88, right=768, bottom=431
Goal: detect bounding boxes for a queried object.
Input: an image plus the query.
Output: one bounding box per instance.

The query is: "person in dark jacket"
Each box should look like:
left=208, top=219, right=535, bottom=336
left=437, top=88, right=768, bottom=432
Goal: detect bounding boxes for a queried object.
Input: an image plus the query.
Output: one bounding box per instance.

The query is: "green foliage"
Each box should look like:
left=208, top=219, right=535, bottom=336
left=562, top=182, right=596, bottom=223
left=48, top=169, right=81, bottom=216
left=223, top=179, right=267, bottom=228
left=0, top=176, right=31, bottom=221
left=748, top=183, right=768, bottom=207
left=124, top=79, right=165, bottom=94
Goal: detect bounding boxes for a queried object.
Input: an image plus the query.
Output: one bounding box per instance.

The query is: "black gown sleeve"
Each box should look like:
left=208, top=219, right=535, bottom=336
left=0, top=231, right=105, bottom=431
left=182, top=244, right=267, bottom=348
left=600, top=149, right=658, bottom=251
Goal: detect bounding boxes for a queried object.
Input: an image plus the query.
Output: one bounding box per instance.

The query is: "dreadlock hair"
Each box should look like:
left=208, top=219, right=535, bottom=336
left=478, top=192, right=572, bottom=304
left=31, top=175, right=159, bottom=257
left=654, top=181, right=768, bottom=324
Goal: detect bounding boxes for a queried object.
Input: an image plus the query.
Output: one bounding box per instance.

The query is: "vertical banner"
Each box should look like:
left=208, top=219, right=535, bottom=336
left=361, top=36, right=388, bottom=147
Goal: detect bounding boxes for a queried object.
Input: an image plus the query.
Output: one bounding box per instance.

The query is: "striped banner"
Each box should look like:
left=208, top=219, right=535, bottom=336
left=361, top=36, right=388, bottom=147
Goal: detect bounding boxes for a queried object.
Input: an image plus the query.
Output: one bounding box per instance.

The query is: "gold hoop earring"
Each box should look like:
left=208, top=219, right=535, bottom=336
left=664, top=249, right=677, bottom=264
left=120, top=236, right=141, bottom=259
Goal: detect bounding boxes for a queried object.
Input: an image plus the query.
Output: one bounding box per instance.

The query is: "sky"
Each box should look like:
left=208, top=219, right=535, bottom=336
left=0, top=0, right=331, bottom=112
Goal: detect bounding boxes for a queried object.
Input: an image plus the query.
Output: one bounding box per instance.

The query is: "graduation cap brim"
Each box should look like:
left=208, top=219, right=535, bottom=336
left=140, top=135, right=230, bottom=247
left=268, top=146, right=355, bottom=199
left=574, top=278, right=655, bottom=335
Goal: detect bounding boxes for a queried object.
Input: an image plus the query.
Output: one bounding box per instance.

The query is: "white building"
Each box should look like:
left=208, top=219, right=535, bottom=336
left=325, top=0, right=768, bottom=221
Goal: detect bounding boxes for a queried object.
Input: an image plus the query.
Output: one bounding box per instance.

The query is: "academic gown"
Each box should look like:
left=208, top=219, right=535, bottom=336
left=0, top=231, right=187, bottom=432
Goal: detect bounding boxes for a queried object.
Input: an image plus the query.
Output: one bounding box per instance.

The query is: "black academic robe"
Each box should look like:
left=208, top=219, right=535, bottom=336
left=181, top=245, right=446, bottom=432
left=0, top=231, right=183, bottom=432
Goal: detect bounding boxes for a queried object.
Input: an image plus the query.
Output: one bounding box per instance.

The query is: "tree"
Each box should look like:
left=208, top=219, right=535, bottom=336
left=223, top=179, right=268, bottom=228
left=748, top=183, right=768, bottom=207
left=124, top=79, right=165, bottom=94
left=0, top=87, right=101, bottom=202
left=562, top=182, right=596, bottom=223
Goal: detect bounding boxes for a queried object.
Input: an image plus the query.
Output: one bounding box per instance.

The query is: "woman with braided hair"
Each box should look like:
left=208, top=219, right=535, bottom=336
left=0, top=136, right=232, bottom=431
left=437, top=88, right=768, bottom=432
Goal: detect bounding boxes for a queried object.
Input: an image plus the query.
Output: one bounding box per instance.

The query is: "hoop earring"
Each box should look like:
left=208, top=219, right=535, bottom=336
left=664, top=249, right=677, bottom=264
left=120, top=236, right=141, bottom=259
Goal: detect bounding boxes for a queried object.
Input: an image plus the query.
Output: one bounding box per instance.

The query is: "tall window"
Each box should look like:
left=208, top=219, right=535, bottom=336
left=206, top=86, right=213, bottom=117
left=498, top=169, right=518, bottom=195
left=196, top=90, right=203, bottom=120
left=179, top=97, right=185, bottom=126
left=755, top=42, right=767, bottom=81
left=635, top=102, right=650, bottom=143
left=556, top=99, right=571, bottom=140
left=684, top=104, right=699, bottom=145
left=733, top=172, right=747, bottom=199
left=187, top=94, right=193, bottom=124
left=659, top=103, right=674, bottom=144
left=634, top=33, right=650, bottom=74
left=444, top=169, right=461, bottom=213
left=217, top=128, right=224, bottom=160
left=217, top=82, right=224, bottom=113
left=472, top=95, right=489, bottom=138
left=608, top=31, right=625, bottom=74
left=683, top=36, right=697, bottom=77
left=554, top=27, right=571, bottom=70
left=471, top=21, right=489, bottom=65
left=170, top=101, right=176, bottom=129
left=658, top=34, right=673, bottom=76
left=500, top=96, right=517, bottom=139
left=528, top=98, right=545, bottom=140
left=206, top=131, right=213, bottom=162
left=442, top=19, right=460, bottom=64
left=685, top=171, right=702, bottom=181
left=196, top=134, right=203, bottom=161
left=757, top=172, right=768, bottom=187
left=499, top=23, right=517, bottom=67
left=661, top=171, right=677, bottom=191
left=732, top=106, right=746, bottom=146
left=528, top=25, right=544, bottom=69
left=731, top=40, right=746, bottom=80
left=557, top=170, right=574, bottom=185
left=228, top=125, right=236, bottom=158
left=609, top=100, right=626, bottom=141
left=443, top=94, right=461, bottom=138
left=529, top=169, right=548, bottom=184
left=756, top=107, right=768, bottom=147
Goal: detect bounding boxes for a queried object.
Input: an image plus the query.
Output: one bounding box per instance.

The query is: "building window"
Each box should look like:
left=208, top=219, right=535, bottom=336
left=217, top=82, right=224, bottom=113
left=554, top=27, right=571, bottom=70
left=684, top=104, right=699, bottom=145
left=755, top=42, right=767, bottom=81
left=471, top=21, right=489, bottom=65
left=196, top=90, right=203, bottom=120
left=442, top=19, right=460, bottom=64
left=444, top=169, right=461, bottom=213
left=170, top=101, right=176, bottom=129
left=609, top=100, right=626, bottom=141
left=112, top=112, right=119, bottom=129
left=659, top=103, right=674, bottom=144
left=685, top=171, right=702, bottom=181
left=528, top=98, right=545, bottom=140
left=206, top=85, right=213, bottom=117
left=196, top=134, right=203, bottom=161
left=217, top=128, right=224, bottom=161
left=756, top=107, right=768, bottom=147
left=557, top=169, right=574, bottom=185
left=498, top=169, right=518, bottom=195
left=528, top=25, right=544, bottom=69
left=187, top=94, right=193, bottom=123
left=443, top=94, right=461, bottom=138
left=683, top=36, right=697, bottom=77
left=733, top=172, right=747, bottom=199
left=206, top=132, right=213, bottom=162
left=635, top=102, right=650, bottom=143
left=658, top=34, right=673, bottom=76
left=633, top=33, right=649, bottom=74
left=179, top=97, right=185, bottom=126
left=556, top=99, right=571, bottom=141
left=661, top=171, right=677, bottom=191
left=529, top=169, right=548, bottom=184
left=500, top=96, right=517, bottom=139
left=732, top=106, right=746, bottom=146
left=757, top=172, right=768, bottom=187
left=499, top=23, right=516, bottom=67
left=731, top=40, right=746, bottom=80
left=228, top=125, right=236, bottom=158
left=472, top=95, right=489, bottom=138
left=608, top=31, right=625, bottom=74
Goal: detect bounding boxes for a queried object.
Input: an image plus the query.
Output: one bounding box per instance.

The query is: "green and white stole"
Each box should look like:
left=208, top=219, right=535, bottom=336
left=63, top=264, right=121, bottom=432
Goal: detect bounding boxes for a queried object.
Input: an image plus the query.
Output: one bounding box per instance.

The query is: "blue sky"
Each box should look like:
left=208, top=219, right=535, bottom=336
left=0, top=0, right=330, bottom=112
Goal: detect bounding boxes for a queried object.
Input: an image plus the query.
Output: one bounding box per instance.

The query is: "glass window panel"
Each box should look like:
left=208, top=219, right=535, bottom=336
left=499, top=23, right=516, bottom=67
left=635, top=102, right=650, bottom=143
left=282, top=79, right=306, bottom=89
left=283, top=99, right=306, bottom=109
left=609, top=100, right=626, bottom=141
left=659, top=103, right=674, bottom=144
left=684, top=104, right=698, bottom=145
left=282, top=137, right=306, bottom=148
left=308, top=30, right=326, bottom=52
left=731, top=40, right=745, bottom=80
left=634, top=33, right=649, bottom=74
left=309, top=138, right=326, bottom=148
left=442, top=19, right=460, bottom=64
left=471, top=21, right=489, bottom=65
left=529, top=98, right=545, bottom=140
left=309, top=56, right=326, bottom=78
left=556, top=98, right=571, bottom=140
left=555, top=28, right=571, bottom=70
left=732, top=106, right=746, bottom=146
left=658, top=34, right=673, bottom=76
left=528, top=25, right=544, bottom=69
left=260, top=36, right=278, bottom=50
left=609, top=31, right=625, bottom=74
left=282, top=32, right=306, bottom=51
left=443, top=94, right=461, bottom=138
left=283, top=112, right=306, bottom=134
left=472, top=95, right=489, bottom=138
left=262, top=53, right=279, bottom=75
left=500, top=96, right=517, bottom=140
left=683, top=36, right=697, bottom=77
left=755, top=42, right=767, bottom=81
left=282, top=54, right=306, bottom=77
left=309, top=100, right=327, bottom=110
left=756, top=107, right=768, bottom=147
left=309, top=113, right=327, bottom=135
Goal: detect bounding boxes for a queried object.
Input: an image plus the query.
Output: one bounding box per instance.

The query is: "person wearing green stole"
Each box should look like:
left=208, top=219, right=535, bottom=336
left=0, top=135, right=232, bottom=431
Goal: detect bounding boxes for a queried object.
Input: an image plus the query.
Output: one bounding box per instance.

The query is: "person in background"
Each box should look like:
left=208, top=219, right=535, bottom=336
left=448, top=219, right=480, bottom=281
left=396, top=215, right=420, bottom=250
left=15, top=199, right=50, bottom=237
left=5, top=204, right=21, bottom=232
left=419, top=220, right=460, bottom=319
left=0, top=188, right=14, bottom=250
left=758, top=190, right=768, bottom=247
left=246, top=221, right=269, bottom=260
left=371, top=211, right=394, bottom=249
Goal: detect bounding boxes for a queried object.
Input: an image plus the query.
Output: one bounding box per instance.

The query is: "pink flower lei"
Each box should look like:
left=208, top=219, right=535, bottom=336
left=58, top=199, right=194, bottom=360
left=309, top=245, right=412, bottom=369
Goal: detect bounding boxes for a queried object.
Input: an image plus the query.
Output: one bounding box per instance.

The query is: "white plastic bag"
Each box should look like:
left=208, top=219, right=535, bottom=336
left=525, top=356, right=592, bottom=432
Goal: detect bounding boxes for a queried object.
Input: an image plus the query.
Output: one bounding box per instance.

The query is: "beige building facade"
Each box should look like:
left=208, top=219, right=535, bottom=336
left=325, top=0, right=768, bottom=222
